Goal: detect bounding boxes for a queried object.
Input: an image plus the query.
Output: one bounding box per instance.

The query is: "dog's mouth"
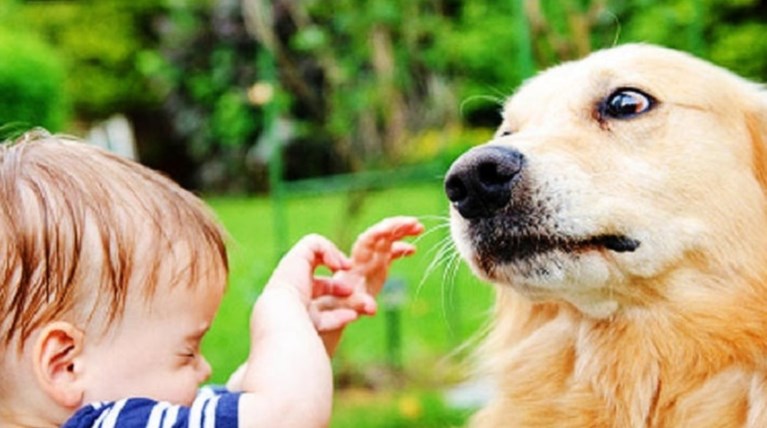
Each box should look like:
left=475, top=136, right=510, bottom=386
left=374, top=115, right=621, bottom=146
left=581, top=234, right=641, bottom=253
left=473, top=230, right=640, bottom=267
left=445, top=143, right=642, bottom=273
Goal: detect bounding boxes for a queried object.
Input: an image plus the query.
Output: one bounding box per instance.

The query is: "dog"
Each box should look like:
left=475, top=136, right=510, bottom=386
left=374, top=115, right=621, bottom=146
left=445, top=43, right=767, bottom=427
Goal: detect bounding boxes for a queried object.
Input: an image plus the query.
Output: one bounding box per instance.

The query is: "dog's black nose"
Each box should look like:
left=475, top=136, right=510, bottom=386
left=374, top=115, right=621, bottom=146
left=444, top=146, right=524, bottom=219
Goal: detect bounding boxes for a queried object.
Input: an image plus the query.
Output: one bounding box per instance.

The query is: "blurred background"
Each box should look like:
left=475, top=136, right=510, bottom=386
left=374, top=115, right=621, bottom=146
left=2, top=0, right=766, bottom=426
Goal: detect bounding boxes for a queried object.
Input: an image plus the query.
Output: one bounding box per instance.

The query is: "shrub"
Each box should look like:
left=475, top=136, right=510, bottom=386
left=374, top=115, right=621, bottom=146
left=0, top=28, right=69, bottom=131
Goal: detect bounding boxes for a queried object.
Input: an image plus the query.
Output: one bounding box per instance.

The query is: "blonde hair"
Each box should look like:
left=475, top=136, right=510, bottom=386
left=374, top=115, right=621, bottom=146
left=0, top=131, right=228, bottom=346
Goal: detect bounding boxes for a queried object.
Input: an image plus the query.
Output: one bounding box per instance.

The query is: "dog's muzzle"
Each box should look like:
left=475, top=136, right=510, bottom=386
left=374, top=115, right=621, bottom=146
left=444, top=146, right=524, bottom=219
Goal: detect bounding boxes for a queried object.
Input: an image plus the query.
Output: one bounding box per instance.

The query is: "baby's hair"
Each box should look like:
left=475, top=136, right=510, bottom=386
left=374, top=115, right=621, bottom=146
left=0, top=131, right=228, bottom=348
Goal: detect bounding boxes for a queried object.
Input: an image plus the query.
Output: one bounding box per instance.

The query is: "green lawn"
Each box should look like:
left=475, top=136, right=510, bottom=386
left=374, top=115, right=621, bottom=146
left=203, top=183, right=494, bottom=427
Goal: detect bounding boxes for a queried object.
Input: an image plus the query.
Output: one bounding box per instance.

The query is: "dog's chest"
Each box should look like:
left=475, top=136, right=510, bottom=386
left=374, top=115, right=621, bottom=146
left=476, top=315, right=765, bottom=427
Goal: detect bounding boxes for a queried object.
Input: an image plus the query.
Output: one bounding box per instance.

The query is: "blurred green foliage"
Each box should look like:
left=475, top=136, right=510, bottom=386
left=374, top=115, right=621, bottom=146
left=2, top=0, right=767, bottom=191
left=0, top=26, right=68, bottom=131
left=710, top=22, right=767, bottom=80
left=15, top=0, right=164, bottom=118
left=138, top=0, right=262, bottom=189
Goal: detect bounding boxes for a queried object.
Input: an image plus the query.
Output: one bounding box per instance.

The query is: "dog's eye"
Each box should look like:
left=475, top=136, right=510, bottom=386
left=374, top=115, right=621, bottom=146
left=497, top=130, right=513, bottom=138
left=600, top=89, right=655, bottom=120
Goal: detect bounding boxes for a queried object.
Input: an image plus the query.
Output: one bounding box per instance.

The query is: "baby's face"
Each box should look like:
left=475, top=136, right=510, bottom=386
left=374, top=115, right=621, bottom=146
left=75, top=269, right=226, bottom=406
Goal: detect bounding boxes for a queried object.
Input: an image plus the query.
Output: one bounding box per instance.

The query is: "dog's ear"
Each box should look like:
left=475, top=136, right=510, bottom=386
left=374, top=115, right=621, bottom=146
left=746, top=91, right=767, bottom=190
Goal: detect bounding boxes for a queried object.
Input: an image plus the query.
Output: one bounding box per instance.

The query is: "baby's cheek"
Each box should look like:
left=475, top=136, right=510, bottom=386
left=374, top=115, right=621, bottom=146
left=176, top=378, right=202, bottom=406
left=185, top=367, right=209, bottom=405
left=160, top=366, right=206, bottom=406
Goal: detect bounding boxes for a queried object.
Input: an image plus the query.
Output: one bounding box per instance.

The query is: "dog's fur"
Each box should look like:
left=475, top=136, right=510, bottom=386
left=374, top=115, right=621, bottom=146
left=446, top=44, right=767, bottom=427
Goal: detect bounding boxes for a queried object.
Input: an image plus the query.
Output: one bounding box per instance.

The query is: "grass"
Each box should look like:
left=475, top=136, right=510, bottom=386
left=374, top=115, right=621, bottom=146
left=203, top=183, right=494, bottom=427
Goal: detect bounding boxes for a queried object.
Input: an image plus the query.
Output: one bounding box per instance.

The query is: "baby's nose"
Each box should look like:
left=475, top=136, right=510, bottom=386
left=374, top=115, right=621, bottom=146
left=198, top=355, right=213, bottom=383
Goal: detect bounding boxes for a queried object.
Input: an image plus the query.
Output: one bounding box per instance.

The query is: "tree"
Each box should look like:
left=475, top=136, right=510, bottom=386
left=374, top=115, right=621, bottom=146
left=9, top=0, right=767, bottom=192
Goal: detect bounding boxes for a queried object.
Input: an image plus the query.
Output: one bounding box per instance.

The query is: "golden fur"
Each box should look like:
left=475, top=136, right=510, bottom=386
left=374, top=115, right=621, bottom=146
left=446, top=44, right=767, bottom=427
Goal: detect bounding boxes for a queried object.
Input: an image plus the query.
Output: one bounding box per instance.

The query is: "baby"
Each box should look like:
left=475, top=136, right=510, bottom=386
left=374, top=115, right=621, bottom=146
left=0, top=131, right=423, bottom=427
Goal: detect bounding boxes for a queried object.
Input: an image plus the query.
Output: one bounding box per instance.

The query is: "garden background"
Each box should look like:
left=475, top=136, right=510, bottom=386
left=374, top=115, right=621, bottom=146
left=2, top=0, right=767, bottom=426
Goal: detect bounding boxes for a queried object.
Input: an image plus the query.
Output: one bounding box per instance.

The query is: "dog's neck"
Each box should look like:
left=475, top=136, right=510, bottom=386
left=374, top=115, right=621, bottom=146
left=476, top=277, right=767, bottom=427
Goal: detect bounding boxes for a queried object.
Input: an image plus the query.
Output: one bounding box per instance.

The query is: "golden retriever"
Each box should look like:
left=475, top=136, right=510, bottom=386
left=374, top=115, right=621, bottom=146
left=445, top=43, right=767, bottom=427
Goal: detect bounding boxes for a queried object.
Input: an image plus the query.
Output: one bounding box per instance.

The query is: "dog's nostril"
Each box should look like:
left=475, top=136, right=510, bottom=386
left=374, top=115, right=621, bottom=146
left=445, top=175, right=468, bottom=203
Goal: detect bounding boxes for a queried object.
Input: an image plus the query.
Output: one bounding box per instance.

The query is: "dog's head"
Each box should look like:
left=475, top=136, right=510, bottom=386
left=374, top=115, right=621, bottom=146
left=446, top=44, right=767, bottom=318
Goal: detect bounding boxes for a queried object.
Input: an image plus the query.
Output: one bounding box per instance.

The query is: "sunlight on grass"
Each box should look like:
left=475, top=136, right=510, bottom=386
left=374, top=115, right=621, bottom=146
left=331, top=388, right=474, bottom=428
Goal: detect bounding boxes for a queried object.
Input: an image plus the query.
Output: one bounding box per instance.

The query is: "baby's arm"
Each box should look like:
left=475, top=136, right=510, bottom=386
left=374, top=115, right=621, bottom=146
left=232, top=235, right=353, bottom=428
left=312, top=216, right=424, bottom=355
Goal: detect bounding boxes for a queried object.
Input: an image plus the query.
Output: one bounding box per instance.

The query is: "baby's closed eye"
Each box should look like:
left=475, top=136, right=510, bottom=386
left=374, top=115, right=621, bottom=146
left=177, top=342, right=201, bottom=362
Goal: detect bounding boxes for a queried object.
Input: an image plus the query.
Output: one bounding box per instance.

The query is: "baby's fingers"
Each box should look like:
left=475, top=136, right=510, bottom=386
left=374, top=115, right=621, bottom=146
left=267, top=234, right=352, bottom=301
left=284, top=234, right=352, bottom=272
left=313, top=293, right=378, bottom=316
left=312, top=277, right=354, bottom=298
left=353, top=216, right=424, bottom=256
left=369, top=216, right=424, bottom=241
left=390, top=242, right=417, bottom=259
left=311, top=306, right=360, bottom=332
left=305, top=234, right=353, bottom=271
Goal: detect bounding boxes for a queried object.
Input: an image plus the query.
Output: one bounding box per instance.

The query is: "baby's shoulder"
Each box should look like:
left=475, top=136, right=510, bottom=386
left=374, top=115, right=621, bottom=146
left=61, top=387, right=241, bottom=428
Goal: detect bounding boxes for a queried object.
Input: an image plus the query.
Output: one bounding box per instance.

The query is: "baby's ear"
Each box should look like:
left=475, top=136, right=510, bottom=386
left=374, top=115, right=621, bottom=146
left=32, top=321, right=85, bottom=409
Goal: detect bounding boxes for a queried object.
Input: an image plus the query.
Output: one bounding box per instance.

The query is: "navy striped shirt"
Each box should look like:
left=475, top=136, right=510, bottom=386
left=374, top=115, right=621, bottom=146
left=62, top=386, right=241, bottom=428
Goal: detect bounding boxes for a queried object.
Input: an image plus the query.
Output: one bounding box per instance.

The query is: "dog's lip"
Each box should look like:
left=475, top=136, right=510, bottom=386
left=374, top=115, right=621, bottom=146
left=489, top=233, right=640, bottom=260
left=588, top=235, right=641, bottom=253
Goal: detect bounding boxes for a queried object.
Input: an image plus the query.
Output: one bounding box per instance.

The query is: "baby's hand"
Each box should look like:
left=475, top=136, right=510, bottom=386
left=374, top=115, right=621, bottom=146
left=235, top=235, right=356, bottom=393
left=310, top=216, right=424, bottom=334
left=264, top=234, right=353, bottom=306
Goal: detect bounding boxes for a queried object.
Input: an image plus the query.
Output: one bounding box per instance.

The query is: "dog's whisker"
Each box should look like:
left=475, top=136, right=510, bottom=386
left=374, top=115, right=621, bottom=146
left=411, top=215, right=451, bottom=245
left=439, top=245, right=465, bottom=338
left=416, top=214, right=451, bottom=222
left=606, top=11, right=622, bottom=48
left=439, top=253, right=459, bottom=337
left=411, top=223, right=451, bottom=246
left=459, top=94, right=506, bottom=120
left=411, top=213, right=466, bottom=338
left=414, top=235, right=458, bottom=299
left=425, top=236, right=458, bottom=273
